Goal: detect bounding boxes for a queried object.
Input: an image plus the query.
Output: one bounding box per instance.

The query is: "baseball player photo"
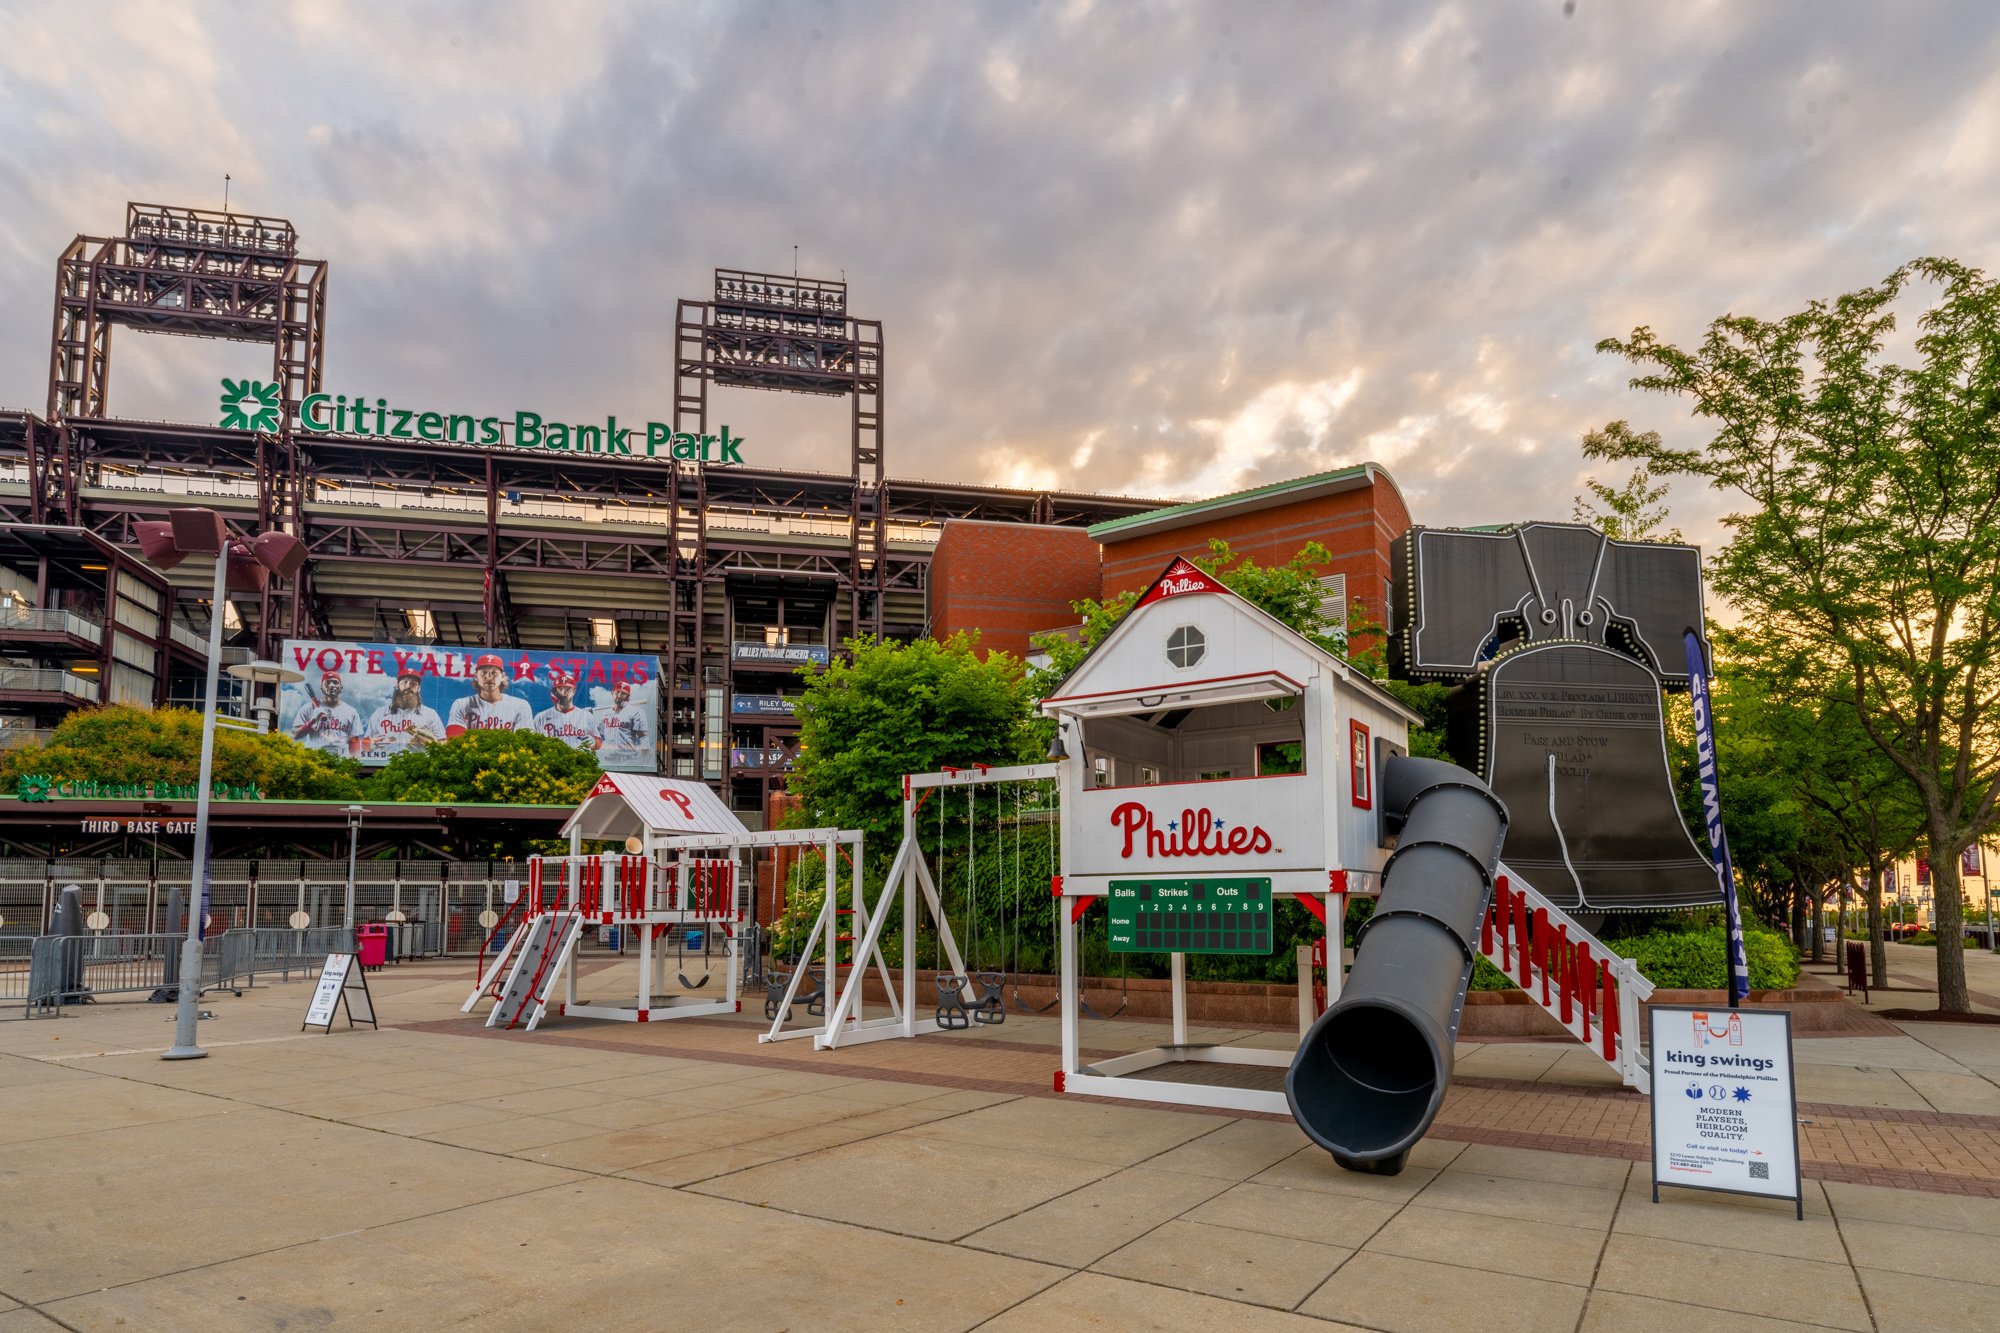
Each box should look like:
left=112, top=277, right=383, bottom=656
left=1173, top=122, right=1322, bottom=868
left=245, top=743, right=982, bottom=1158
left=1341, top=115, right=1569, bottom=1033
left=593, top=679, right=652, bottom=765
left=363, top=670, right=445, bottom=759
left=532, top=667, right=599, bottom=752
left=445, top=653, right=533, bottom=735
left=290, top=670, right=363, bottom=758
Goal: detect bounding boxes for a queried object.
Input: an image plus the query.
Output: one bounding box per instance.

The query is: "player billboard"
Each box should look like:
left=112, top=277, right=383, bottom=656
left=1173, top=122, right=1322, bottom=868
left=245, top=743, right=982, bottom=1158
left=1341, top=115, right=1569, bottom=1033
left=276, top=640, right=660, bottom=773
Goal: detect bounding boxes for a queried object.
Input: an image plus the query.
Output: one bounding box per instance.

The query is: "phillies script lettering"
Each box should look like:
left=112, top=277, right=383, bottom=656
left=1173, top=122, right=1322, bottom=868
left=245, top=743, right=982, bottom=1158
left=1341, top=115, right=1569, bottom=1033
left=1111, top=803, right=1274, bottom=858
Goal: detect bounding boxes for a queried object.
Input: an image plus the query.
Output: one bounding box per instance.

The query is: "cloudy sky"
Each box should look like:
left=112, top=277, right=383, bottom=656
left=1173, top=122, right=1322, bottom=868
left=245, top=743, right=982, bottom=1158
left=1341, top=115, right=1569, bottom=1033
left=2, top=0, right=1996, bottom=551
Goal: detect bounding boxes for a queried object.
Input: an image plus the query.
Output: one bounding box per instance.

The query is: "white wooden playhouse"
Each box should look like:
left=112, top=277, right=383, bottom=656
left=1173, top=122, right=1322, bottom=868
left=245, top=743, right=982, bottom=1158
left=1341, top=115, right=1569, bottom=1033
left=1040, top=556, right=1421, bottom=1109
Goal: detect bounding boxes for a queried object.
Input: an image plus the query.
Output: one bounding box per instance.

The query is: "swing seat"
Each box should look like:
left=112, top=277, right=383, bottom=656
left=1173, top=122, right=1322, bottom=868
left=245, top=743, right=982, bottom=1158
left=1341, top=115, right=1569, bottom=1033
left=935, top=974, right=973, bottom=1030
left=971, top=971, right=1006, bottom=1025
left=764, top=966, right=826, bottom=1019
left=764, top=970, right=793, bottom=1020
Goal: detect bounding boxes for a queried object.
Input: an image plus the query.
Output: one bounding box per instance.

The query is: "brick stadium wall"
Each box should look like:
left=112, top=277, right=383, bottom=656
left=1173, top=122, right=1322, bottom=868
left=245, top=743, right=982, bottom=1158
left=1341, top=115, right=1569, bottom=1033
left=1098, top=472, right=1413, bottom=636
left=929, top=520, right=1104, bottom=660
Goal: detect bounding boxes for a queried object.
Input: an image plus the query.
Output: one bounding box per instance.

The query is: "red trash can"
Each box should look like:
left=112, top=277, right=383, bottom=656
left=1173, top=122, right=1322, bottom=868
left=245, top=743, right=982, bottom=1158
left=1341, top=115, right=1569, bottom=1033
left=357, top=923, right=390, bottom=971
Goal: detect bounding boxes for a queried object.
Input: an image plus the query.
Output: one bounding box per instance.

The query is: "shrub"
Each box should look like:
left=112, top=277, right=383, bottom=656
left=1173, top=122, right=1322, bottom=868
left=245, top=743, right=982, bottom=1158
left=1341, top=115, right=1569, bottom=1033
left=1613, top=923, right=1800, bottom=990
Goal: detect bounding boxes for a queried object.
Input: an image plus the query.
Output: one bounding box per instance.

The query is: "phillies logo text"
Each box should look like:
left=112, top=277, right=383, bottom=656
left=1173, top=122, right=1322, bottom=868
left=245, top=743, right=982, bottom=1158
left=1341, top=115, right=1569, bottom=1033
left=1111, top=802, right=1274, bottom=858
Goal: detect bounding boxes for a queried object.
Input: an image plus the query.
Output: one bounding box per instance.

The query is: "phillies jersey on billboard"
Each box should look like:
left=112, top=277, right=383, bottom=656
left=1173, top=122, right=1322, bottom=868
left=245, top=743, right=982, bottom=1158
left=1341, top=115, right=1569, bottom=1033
left=447, top=693, right=534, bottom=733
left=595, top=702, right=651, bottom=760
left=533, top=705, right=600, bottom=749
left=362, top=702, right=446, bottom=759
left=291, top=698, right=362, bottom=758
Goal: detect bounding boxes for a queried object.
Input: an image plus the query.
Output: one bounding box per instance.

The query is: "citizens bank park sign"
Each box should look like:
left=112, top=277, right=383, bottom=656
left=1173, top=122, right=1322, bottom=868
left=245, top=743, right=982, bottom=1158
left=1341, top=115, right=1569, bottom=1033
left=218, top=379, right=747, bottom=464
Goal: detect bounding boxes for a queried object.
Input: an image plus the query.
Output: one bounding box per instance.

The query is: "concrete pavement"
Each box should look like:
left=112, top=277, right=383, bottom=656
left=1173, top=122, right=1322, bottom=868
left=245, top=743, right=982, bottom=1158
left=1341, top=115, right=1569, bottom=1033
left=2, top=957, right=1998, bottom=1330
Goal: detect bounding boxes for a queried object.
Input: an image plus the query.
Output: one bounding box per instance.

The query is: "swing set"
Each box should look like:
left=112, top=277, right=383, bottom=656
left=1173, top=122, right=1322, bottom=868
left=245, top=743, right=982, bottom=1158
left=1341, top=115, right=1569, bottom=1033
left=784, top=761, right=1062, bottom=1050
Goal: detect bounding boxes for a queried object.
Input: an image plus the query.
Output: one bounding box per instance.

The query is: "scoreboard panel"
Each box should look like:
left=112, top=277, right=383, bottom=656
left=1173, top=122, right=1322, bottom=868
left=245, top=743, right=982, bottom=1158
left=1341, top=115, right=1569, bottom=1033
left=1107, top=877, right=1273, bottom=954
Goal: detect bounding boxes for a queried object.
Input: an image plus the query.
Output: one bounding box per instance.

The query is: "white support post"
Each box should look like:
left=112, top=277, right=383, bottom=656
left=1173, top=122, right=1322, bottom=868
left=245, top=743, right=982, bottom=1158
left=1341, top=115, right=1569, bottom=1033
left=1059, top=899, right=1079, bottom=1082
left=850, top=834, right=865, bottom=1024
left=913, top=854, right=974, bottom=998
left=1170, top=952, right=1188, bottom=1046
left=638, top=907, right=654, bottom=1014
left=822, top=836, right=839, bottom=1020
left=902, top=793, right=917, bottom=1037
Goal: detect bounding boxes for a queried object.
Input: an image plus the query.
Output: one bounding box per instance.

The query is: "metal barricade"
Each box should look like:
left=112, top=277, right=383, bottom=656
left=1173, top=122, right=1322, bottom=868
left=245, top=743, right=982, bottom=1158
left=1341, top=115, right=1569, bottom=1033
left=23, top=932, right=227, bottom=1017
left=213, top=927, right=359, bottom=989
left=0, top=935, right=34, bottom=1016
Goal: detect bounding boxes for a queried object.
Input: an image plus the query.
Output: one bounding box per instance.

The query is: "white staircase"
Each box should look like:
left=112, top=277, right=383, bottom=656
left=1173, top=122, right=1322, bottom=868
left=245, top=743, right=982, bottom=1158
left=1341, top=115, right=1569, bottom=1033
left=1478, top=864, right=1653, bottom=1093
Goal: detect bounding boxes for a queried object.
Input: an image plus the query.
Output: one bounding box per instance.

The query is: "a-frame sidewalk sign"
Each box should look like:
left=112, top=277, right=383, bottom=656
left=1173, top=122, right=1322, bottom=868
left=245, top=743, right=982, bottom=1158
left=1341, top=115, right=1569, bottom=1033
left=302, top=952, right=378, bottom=1033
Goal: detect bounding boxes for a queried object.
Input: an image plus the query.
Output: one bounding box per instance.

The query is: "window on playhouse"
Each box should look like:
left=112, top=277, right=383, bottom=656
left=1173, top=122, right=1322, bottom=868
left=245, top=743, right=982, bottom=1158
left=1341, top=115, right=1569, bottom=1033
left=1166, top=624, right=1206, bottom=669
left=1077, top=689, right=1306, bottom=790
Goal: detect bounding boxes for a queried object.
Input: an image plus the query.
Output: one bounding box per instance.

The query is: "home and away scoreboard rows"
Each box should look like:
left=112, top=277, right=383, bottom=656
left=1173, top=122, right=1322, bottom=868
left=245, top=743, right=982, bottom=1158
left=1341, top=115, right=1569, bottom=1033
left=1108, top=877, right=1273, bottom=954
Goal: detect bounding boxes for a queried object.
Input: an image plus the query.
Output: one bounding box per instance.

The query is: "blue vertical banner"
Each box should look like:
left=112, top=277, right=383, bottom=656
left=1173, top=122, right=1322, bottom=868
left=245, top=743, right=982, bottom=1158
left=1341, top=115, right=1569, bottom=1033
left=1685, top=629, right=1751, bottom=1007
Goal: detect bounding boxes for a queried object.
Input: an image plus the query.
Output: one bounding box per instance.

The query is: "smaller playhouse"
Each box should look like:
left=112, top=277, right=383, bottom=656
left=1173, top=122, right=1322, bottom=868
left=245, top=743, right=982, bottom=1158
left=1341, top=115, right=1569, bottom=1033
left=464, top=772, right=752, bottom=1030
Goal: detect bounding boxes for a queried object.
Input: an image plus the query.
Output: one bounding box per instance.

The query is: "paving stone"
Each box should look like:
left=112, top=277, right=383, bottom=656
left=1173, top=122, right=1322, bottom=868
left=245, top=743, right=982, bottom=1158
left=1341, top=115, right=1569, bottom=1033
left=1824, top=1178, right=2000, bottom=1234
left=1250, top=1147, right=1442, bottom=1202
left=615, top=1144, right=788, bottom=1187
left=345, top=1100, right=522, bottom=1139
left=1182, top=1182, right=1399, bottom=1248
left=1446, top=1142, right=1632, bottom=1189
left=417, top=1113, right=610, bottom=1154
left=979, top=1271, right=1355, bottom=1331
left=1593, top=1233, right=1870, bottom=1330
left=1580, top=1290, right=1844, bottom=1331
left=1300, top=1251, right=1588, bottom=1333
left=1839, top=1217, right=2000, bottom=1285
left=906, top=1092, right=1219, bottom=1166
left=1615, top=1177, right=1843, bottom=1263
left=0, top=1107, right=580, bottom=1305
left=1413, top=1167, right=1624, bottom=1227
left=1142, top=1118, right=1313, bottom=1181
left=1855, top=1264, right=2000, bottom=1333
left=1365, top=1204, right=1605, bottom=1285
left=0, top=1077, right=228, bottom=1146
left=40, top=1176, right=1064, bottom=1333
left=962, top=1167, right=1232, bottom=1266
left=1092, top=1218, right=1351, bottom=1310
left=689, top=1134, right=1116, bottom=1241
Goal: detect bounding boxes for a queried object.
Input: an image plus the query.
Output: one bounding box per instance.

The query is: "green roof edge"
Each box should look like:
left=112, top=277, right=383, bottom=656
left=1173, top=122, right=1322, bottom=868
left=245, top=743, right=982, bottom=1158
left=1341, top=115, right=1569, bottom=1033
left=1085, top=464, right=1374, bottom=540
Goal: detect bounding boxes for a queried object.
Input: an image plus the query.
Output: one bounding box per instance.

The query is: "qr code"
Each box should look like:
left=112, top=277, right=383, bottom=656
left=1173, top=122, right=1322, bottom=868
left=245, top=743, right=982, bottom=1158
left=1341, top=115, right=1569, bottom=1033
left=1748, top=1161, right=1770, bottom=1180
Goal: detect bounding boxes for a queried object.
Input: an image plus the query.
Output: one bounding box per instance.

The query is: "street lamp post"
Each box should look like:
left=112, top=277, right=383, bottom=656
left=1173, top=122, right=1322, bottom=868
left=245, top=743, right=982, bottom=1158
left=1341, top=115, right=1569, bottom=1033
left=135, top=509, right=305, bottom=1062
left=343, top=804, right=366, bottom=931
left=226, top=659, right=305, bottom=733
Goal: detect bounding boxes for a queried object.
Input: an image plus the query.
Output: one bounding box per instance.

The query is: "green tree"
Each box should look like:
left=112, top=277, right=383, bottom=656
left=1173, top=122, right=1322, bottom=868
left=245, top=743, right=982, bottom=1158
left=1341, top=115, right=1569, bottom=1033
left=0, top=704, right=363, bottom=799
left=787, top=633, right=1036, bottom=853
left=1589, top=257, right=2000, bottom=1011
left=364, top=730, right=600, bottom=806
left=1572, top=463, right=1683, bottom=541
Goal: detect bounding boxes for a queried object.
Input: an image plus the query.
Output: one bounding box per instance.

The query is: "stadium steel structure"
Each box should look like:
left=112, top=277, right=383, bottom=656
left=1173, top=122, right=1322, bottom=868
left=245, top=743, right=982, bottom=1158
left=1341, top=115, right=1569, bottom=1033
left=0, top=203, right=1157, bottom=818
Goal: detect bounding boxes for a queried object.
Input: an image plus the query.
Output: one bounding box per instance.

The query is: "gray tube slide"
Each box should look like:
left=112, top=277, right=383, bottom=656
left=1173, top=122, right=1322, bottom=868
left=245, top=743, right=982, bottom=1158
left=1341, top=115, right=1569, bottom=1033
left=1286, top=757, right=1508, bottom=1175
